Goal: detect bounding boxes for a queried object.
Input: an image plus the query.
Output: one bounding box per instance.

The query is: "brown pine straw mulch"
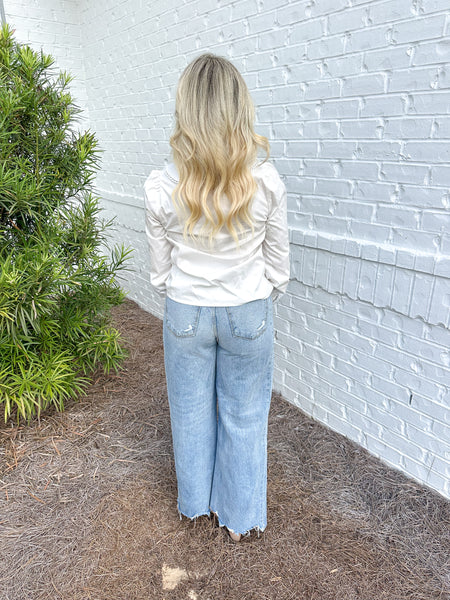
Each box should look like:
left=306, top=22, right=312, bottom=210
left=0, top=298, right=449, bottom=600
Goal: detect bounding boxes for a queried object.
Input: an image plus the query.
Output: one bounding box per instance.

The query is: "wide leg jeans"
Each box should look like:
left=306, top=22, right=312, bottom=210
left=162, top=295, right=274, bottom=536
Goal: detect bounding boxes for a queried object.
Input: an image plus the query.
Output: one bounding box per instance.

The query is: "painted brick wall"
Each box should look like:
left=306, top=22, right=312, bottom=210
left=4, top=0, right=450, bottom=498
left=4, top=0, right=89, bottom=131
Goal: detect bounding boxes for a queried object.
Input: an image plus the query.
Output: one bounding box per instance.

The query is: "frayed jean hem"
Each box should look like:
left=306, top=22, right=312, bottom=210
left=176, top=501, right=211, bottom=522
left=176, top=502, right=266, bottom=538
left=209, top=506, right=266, bottom=538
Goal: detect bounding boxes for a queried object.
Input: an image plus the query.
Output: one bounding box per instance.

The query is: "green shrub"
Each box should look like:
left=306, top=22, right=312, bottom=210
left=0, top=23, right=133, bottom=424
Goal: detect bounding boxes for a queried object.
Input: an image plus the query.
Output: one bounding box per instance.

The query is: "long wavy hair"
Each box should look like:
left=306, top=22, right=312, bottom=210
left=170, top=53, right=270, bottom=244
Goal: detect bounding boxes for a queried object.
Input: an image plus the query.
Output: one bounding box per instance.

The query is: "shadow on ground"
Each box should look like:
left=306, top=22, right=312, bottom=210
left=0, top=298, right=448, bottom=599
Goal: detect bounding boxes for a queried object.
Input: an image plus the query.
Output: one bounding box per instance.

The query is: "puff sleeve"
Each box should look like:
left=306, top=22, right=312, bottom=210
left=144, top=170, right=173, bottom=294
left=261, top=166, right=290, bottom=302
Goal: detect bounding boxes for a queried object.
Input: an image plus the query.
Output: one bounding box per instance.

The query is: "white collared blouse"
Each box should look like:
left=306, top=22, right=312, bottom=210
left=143, top=160, right=290, bottom=306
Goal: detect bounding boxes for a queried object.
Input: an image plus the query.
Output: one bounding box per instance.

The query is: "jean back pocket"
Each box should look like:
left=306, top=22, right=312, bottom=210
left=226, top=298, right=269, bottom=340
left=165, top=297, right=201, bottom=337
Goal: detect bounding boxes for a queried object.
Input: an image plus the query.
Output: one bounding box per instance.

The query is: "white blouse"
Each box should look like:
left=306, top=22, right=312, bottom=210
left=143, top=160, right=290, bottom=307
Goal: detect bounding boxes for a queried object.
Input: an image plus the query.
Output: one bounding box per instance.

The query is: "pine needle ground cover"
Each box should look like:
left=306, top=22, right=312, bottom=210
left=0, top=23, right=132, bottom=424
left=0, top=299, right=448, bottom=600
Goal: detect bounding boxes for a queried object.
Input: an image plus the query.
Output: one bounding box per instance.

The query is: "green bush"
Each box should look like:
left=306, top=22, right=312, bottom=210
left=0, top=23, right=133, bottom=424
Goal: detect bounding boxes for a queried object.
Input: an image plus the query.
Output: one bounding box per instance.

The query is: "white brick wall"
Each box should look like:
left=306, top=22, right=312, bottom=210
left=4, top=0, right=89, bottom=132
left=5, top=0, right=450, bottom=499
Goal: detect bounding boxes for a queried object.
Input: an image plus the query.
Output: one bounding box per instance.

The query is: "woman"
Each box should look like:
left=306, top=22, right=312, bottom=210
left=144, top=53, right=289, bottom=542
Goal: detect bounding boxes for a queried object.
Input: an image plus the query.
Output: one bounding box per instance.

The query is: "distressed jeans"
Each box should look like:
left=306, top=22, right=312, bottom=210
left=163, top=295, right=274, bottom=536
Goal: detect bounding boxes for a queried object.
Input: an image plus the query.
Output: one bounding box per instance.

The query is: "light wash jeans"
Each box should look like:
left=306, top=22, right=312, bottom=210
left=163, top=295, right=274, bottom=536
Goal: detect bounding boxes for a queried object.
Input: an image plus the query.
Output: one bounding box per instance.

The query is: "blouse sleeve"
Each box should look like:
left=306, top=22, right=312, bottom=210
left=144, top=170, right=172, bottom=294
left=261, top=165, right=290, bottom=302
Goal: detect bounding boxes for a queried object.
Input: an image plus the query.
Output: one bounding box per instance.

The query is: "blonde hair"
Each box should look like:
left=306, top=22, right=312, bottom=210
left=170, top=53, right=270, bottom=244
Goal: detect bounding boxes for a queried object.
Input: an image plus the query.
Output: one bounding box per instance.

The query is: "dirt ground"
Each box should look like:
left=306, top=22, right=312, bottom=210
left=0, top=298, right=449, bottom=600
